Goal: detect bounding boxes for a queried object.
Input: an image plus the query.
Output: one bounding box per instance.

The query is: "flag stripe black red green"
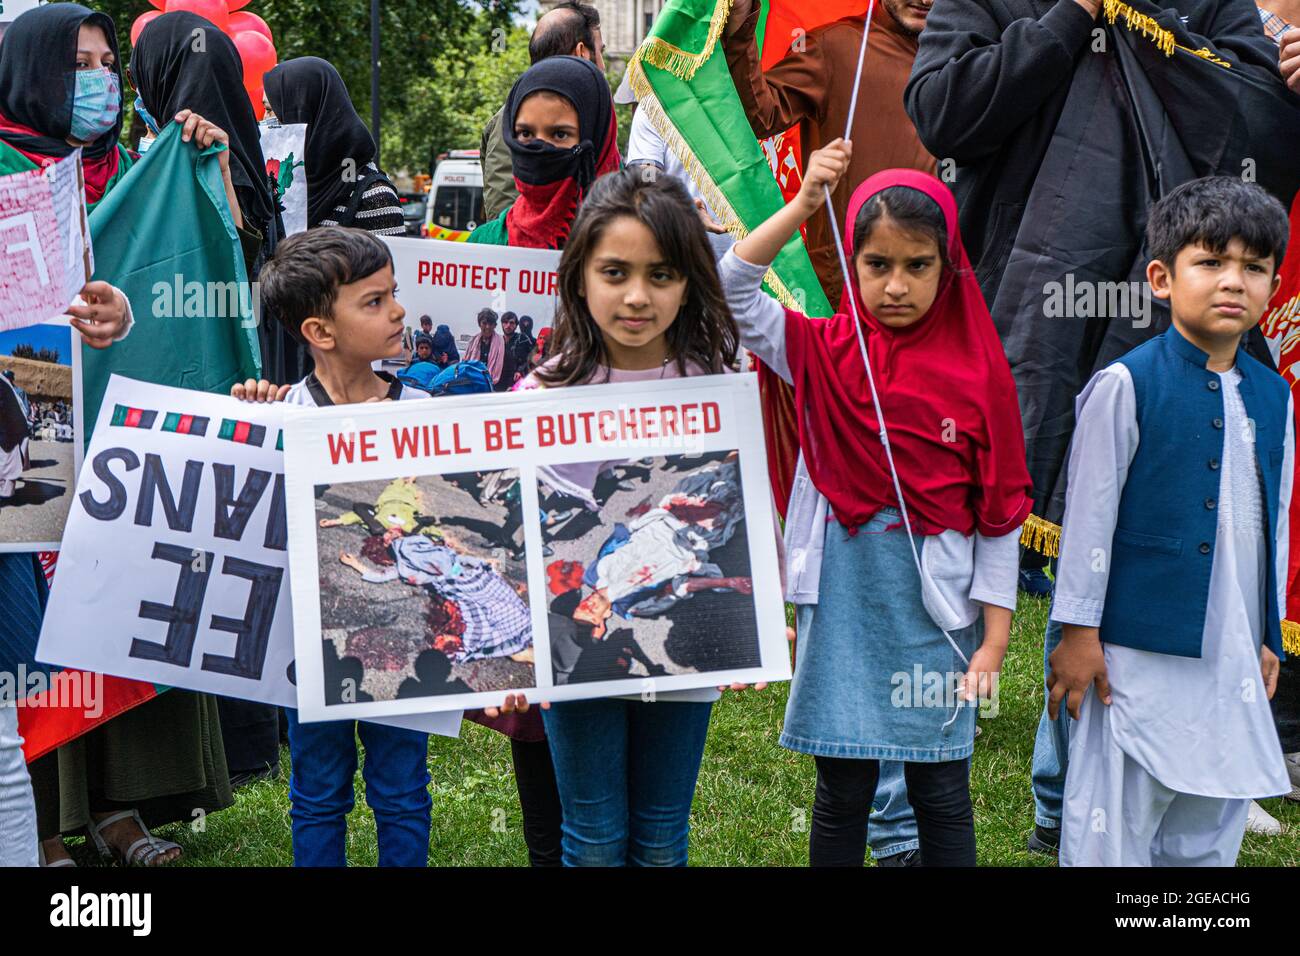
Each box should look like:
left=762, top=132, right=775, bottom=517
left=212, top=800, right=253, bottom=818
left=15, top=555, right=165, bottom=763
left=110, top=404, right=157, bottom=429
left=161, top=412, right=210, bottom=436
left=626, top=0, right=860, bottom=319
left=219, top=418, right=266, bottom=446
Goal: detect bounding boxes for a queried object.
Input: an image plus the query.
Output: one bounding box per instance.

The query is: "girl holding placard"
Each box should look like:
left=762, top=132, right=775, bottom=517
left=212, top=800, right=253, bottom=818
left=491, top=165, right=766, bottom=867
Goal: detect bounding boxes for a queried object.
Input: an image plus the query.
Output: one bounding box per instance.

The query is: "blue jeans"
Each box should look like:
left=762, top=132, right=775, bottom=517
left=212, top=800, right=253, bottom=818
left=870, top=762, right=919, bottom=858
left=1031, top=618, right=1070, bottom=828
left=285, top=711, right=431, bottom=867
left=542, top=698, right=713, bottom=866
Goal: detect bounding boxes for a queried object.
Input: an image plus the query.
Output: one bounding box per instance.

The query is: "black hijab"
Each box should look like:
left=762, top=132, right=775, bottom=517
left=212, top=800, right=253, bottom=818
left=0, top=4, right=124, bottom=162
left=263, top=56, right=376, bottom=227
left=501, top=55, right=616, bottom=190
left=499, top=55, right=619, bottom=248
left=131, top=11, right=275, bottom=226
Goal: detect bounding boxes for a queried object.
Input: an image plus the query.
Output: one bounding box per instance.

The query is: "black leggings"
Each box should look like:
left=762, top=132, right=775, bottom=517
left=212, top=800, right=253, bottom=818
left=810, top=755, right=976, bottom=867
left=510, top=738, right=563, bottom=867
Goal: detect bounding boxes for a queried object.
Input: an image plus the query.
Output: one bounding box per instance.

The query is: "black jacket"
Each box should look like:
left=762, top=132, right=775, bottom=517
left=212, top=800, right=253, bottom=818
left=906, top=0, right=1282, bottom=300
left=905, top=0, right=1300, bottom=522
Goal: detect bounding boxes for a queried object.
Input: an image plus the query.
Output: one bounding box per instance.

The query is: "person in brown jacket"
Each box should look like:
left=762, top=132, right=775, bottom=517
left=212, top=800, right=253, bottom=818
left=723, top=0, right=936, bottom=307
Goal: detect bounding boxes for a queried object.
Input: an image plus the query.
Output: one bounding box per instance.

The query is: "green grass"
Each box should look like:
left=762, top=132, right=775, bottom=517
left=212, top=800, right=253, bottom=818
left=71, top=595, right=1300, bottom=866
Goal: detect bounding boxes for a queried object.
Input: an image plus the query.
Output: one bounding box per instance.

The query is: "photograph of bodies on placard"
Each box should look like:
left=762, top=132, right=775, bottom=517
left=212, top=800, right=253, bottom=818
left=313, top=468, right=534, bottom=705
left=535, top=452, right=762, bottom=687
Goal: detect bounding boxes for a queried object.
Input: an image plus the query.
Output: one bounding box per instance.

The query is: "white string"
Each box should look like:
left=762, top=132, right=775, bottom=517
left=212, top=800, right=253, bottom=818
left=842, top=0, right=876, bottom=141
left=827, top=1, right=970, bottom=726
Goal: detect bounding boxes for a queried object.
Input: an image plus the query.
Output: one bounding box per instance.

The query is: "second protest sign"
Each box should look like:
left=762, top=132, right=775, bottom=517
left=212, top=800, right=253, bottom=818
left=284, top=374, right=790, bottom=723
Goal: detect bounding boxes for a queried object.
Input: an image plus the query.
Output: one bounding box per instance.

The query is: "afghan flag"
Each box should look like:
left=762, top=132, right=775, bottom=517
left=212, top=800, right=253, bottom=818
left=626, top=0, right=840, bottom=321
left=161, top=411, right=210, bottom=436
left=80, top=121, right=261, bottom=445
left=628, top=0, right=872, bottom=514
left=218, top=417, right=267, bottom=447
left=14, top=554, right=164, bottom=762
left=110, top=404, right=158, bottom=429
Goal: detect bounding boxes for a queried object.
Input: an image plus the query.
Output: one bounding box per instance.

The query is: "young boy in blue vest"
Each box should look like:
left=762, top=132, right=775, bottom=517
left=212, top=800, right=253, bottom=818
left=1048, top=177, right=1294, bottom=867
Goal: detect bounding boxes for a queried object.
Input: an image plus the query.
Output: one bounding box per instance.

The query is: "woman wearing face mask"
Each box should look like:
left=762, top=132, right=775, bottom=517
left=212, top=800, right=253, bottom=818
left=0, top=4, right=135, bottom=348
left=0, top=5, right=131, bottom=205
left=263, top=57, right=405, bottom=235
left=0, top=4, right=229, bottom=869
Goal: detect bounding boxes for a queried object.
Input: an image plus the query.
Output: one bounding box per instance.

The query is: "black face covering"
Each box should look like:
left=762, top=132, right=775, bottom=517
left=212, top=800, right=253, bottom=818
left=264, top=56, right=377, bottom=228
left=501, top=55, right=614, bottom=190
left=0, top=4, right=123, bottom=161
left=131, top=11, right=275, bottom=226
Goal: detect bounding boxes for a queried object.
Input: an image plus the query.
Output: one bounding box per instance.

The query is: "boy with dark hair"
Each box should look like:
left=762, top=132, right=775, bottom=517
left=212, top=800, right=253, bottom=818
left=250, top=226, right=428, bottom=407
left=1049, top=177, right=1295, bottom=866
left=235, top=226, right=448, bottom=866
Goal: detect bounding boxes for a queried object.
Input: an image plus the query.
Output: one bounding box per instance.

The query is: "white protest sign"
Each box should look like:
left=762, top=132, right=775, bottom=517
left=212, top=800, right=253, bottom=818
left=0, top=151, right=92, bottom=333
left=37, top=375, right=460, bottom=736
left=383, top=236, right=559, bottom=355
left=260, top=122, right=308, bottom=236
left=284, top=374, right=790, bottom=723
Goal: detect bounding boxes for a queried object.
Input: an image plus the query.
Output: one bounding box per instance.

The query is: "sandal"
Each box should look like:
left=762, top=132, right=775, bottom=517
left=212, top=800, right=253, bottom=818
left=37, top=840, right=76, bottom=868
left=89, top=809, right=182, bottom=867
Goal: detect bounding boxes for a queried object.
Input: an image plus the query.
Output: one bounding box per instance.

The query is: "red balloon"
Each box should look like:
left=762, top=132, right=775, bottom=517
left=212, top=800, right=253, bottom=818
left=164, top=0, right=230, bottom=33
left=227, top=11, right=272, bottom=42
left=232, top=29, right=277, bottom=79
left=130, top=10, right=163, bottom=46
left=245, top=85, right=266, bottom=121
left=146, top=0, right=167, bottom=10
left=226, top=0, right=252, bottom=10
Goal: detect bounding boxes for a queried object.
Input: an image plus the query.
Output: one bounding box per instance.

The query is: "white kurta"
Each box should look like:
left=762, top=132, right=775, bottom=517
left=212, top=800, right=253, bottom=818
left=1052, top=363, right=1293, bottom=866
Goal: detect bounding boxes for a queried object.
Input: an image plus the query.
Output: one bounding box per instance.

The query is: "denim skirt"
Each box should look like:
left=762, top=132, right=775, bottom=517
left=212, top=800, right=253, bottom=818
left=779, top=508, right=981, bottom=761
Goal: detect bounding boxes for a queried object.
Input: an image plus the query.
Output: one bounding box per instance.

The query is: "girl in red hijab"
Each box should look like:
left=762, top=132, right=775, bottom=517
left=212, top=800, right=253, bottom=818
left=720, top=141, right=1033, bottom=866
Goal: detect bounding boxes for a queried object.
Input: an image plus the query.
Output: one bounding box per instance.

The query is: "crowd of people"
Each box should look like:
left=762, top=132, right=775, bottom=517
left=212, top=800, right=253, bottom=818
left=1, top=0, right=1299, bottom=871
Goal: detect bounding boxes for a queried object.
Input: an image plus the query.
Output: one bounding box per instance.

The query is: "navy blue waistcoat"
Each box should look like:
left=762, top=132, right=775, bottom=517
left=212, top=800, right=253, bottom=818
left=1100, top=325, right=1289, bottom=659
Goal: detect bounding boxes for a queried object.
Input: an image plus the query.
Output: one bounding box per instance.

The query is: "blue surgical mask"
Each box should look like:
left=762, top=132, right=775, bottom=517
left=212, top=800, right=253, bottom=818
left=133, top=95, right=160, bottom=136
left=69, top=67, right=121, bottom=142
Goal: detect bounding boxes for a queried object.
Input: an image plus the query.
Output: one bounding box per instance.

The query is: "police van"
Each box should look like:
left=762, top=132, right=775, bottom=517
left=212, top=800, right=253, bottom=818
left=422, top=150, right=485, bottom=239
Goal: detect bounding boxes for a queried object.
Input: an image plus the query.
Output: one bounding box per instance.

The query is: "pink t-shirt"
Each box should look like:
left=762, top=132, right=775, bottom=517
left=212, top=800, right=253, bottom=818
left=516, top=357, right=715, bottom=508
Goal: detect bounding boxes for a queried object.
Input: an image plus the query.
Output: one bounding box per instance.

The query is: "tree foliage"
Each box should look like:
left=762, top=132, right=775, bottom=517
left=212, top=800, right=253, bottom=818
left=382, top=22, right=531, bottom=172
left=94, top=0, right=524, bottom=174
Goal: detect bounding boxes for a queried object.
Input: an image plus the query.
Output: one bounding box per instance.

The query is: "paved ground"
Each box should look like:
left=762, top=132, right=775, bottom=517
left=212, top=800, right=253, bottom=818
left=314, top=471, right=534, bottom=703
left=0, top=439, right=74, bottom=548
left=541, top=452, right=761, bottom=685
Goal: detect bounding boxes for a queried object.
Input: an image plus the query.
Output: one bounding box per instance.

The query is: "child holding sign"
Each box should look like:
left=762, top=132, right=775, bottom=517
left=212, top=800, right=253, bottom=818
left=496, top=167, right=767, bottom=867
left=240, top=226, right=442, bottom=866
left=718, top=143, right=1033, bottom=866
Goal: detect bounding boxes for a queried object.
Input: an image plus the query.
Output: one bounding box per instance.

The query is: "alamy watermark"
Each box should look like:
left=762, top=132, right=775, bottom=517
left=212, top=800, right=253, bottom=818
left=891, top=665, right=1000, bottom=718
left=0, top=665, right=103, bottom=718
left=1042, top=273, right=1150, bottom=328
left=152, top=274, right=261, bottom=329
